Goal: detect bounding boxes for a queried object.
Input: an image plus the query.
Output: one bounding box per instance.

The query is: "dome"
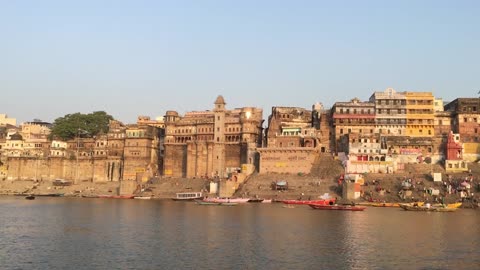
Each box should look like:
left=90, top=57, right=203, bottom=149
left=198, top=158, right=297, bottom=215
left=214, top=95, right=226, bottom=104
left=10, top=132, right=23, bottom=141
left=165, top=111, right=179, bottom=116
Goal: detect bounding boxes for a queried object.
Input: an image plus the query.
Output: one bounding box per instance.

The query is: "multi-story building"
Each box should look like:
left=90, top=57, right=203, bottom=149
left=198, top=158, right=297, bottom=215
left=332, top=98, right=375, bottom=152
left=444, top=98, right=480, bottom=142
left=369, top=88, right=406, bottom=136
left=122, top=123, right=163, bottom=182
left=264, top=106, right=316, bottom=148
left=405, top=92, right=435, bottom=137
left=163, top=96, right=263, bottom=178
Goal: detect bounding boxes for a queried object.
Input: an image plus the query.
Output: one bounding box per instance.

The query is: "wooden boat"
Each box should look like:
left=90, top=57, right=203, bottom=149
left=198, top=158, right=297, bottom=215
left=309, top=204, right=366, bottom=211
left=172, top=192, right=203, bottom=201
left=98, top=195, right=134, bottom=199
left=248, top=199, right=263, bottom=202
left=195, top=200, right=220, bottom=206
left=220, top=202, right=238, bottom=206
left=203, top=197, right=250, bottom=203
left=134, top=196, right=152, bottom=200
left=283, top=198, right=336, bottom=205
left=81, top=194, right=99, bottom=198
left=35, top=193, right=64, bottom=197
left=399, top=204, right=457, bottom=212
left=432, top=202, right=462, bottom=209
left=358, top=201, right=424, bottom=207
left=368, top=202, right=400, bottom=207
left=25, top=195, right=35, bottom=200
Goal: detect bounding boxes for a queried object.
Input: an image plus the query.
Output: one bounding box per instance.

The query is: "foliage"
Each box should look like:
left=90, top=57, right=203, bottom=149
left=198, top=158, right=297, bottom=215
left=50, top=111, right=114, bottom=140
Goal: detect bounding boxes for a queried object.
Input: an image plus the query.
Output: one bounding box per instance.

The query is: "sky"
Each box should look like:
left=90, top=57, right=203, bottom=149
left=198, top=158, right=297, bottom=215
left=1, top=0, right=479, bottom=125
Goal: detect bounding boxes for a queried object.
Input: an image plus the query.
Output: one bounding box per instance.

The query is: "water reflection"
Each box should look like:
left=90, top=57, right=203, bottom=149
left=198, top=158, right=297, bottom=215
left=0, top=197, right=479, bottom=270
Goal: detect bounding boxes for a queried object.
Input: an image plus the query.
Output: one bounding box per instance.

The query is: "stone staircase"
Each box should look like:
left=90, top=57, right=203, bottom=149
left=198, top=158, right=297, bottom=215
left=146, top=178, right=210, bottom=198
left=234, top=153, right=344, bottom=200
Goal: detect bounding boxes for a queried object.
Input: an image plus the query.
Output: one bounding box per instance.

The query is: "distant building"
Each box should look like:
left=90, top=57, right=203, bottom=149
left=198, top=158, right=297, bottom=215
left=0, top=114, right=16, bottom=126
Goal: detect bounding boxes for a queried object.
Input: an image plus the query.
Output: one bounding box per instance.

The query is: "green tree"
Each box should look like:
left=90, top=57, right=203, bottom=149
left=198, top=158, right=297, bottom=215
left=50, top=111, right=114, bottom=140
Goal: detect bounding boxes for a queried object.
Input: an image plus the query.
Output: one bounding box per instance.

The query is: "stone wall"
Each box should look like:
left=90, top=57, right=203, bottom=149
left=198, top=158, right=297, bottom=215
left=5, top=156, right=112, bottom=182
left=258, top=148, right=316, bottom=174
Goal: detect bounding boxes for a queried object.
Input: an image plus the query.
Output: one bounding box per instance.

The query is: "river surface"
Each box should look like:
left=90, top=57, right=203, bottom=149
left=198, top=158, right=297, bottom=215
left=0, top=196, right=479, bottom=270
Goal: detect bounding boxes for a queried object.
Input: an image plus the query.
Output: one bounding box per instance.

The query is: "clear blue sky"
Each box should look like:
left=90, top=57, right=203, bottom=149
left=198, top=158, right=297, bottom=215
left=1, top=0, right=479, bottom=124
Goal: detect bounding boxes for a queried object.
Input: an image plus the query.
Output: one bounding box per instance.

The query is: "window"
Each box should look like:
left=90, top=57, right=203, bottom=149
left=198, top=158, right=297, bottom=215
left=340, top=129, right=343, bottom=134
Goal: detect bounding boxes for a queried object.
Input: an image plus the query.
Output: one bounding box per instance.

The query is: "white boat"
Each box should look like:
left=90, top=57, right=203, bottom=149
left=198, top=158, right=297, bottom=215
left=203, top=197, right=250, bottom=203
left=172, top=192, right=203, bottom=201
left=134, top=196, right=152, bottom=200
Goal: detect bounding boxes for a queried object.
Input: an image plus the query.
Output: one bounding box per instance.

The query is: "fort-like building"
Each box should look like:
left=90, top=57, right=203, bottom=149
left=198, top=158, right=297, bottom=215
left=163, top=96, right=263, bottom=178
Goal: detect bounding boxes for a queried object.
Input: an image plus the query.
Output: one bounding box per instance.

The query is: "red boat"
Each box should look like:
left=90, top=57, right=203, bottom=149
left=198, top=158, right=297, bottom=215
left=309, top=204, right=366, bottom=211
left=282, top=198, right=336, bottom=205
left=98, top=195, right=135, bottom=199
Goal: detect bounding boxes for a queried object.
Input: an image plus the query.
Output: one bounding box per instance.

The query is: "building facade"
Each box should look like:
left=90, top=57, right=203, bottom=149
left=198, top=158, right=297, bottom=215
left=163, top=96, right=263, bottom=178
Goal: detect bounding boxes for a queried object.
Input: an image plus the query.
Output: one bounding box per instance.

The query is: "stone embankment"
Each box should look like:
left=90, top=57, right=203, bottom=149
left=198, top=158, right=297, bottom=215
left=1, top=153, right=479, bottom=208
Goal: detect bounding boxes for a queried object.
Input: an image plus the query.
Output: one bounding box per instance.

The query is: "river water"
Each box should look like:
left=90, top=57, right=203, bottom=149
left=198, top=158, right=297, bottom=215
left=0, top=197, right=478, bottom=270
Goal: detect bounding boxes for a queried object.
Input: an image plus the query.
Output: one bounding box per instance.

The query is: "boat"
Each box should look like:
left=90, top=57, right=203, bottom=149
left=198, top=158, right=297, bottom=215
left=172, top=192, right=203, bottom=201
left=247, top=198, right=264, bottom=203
left=261, top=199, right=272, bottom=203
left=282, top=198, right=336, bottom=205
left=81, top=194, right=99, bottom=198
left=358, top=201, right=424, bottom=207
left=134, top=196, right=152, bottom=200
left=432, top=202, right=462, bottom=209
left=203, top=197, right=250, bottom=203
left=368, top=202, right=400, bottom=207
left=220, top=202, right=238, bottom=206
left=309, top=204, right=366, bottom=211
left=25, top=195, right=35, bottom=200
left=195, top=200, right=220, bottom=206
left=98, top=195, right=135, bottom=199
left=35, top=193, right=64, bottom=197
left=399, top=204, right=457, bottom=212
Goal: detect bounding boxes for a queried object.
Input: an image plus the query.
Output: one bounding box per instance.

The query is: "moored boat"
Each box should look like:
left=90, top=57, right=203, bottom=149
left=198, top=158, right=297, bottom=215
left=195, top=200, right=220, bottom=206
left=283, top=198, right=336, bottom=205
left=172, top=192, right=203, bottom=201
left=220, top=202, right=238, bottom=206
left=134, top=196, right=152, bottom=200
left=399, top=204, right=457, bottom=212
left=25, top=195, right=35, bottom=200
left=432, top=202, right=462, bottom=209
left=98, top=195, right=135, bottom=199
left=203, top=197, right=250, bottom=203
left=309, top=204, right=366, bottom=211
left=247, top=198, right=264, bottom=203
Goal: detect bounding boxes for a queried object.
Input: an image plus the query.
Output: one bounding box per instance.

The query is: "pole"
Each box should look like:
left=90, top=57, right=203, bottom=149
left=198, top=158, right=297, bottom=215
left=76, top=129, right=79, bottom=184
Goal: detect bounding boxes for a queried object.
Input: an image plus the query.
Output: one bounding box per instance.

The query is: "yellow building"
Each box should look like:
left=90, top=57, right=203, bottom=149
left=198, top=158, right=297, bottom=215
left=405, top=92, right=434, bottom=137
